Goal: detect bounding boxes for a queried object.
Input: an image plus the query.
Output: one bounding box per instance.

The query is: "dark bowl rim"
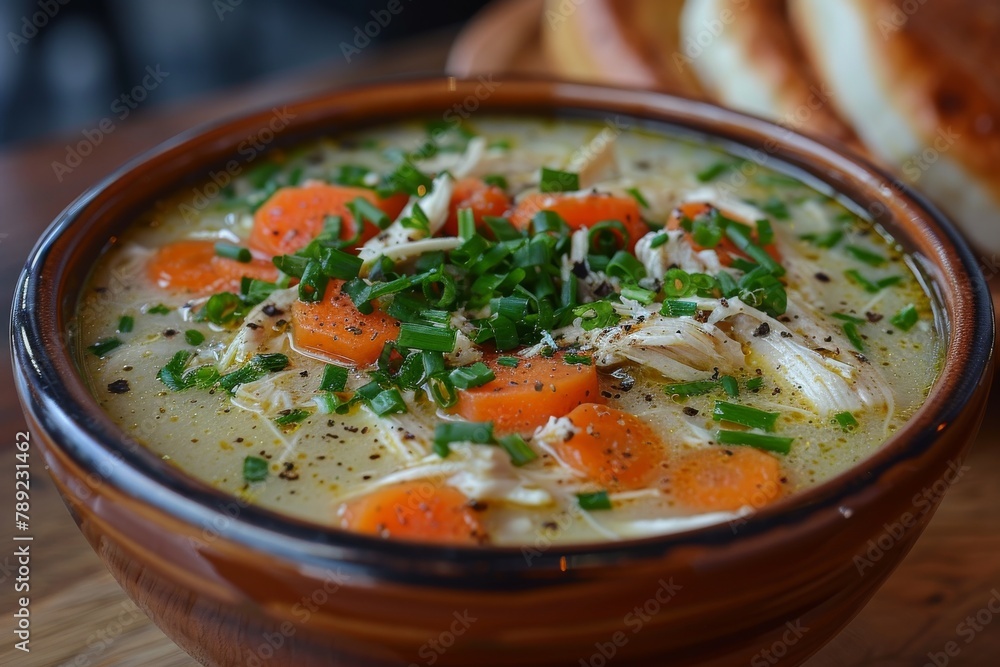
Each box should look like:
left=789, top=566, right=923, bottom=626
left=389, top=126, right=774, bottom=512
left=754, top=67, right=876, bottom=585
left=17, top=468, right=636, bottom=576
left=11, top=76, right=996, bottom=581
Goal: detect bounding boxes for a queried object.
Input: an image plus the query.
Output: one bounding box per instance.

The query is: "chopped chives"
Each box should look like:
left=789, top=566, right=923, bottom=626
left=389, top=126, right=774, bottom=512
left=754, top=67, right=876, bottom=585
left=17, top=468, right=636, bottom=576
left=725, top=224, right=785, bottom=276
left=88, top=337, right=123, bottom=357
left=696, top=162, right=731, bottom=182
left=483, top=174, right=508, bottom=189
left=457, top=207, right=476, bottom=240
left=214, top=242, right=252, bottom=263
left=117, top=315, right=134, bottom=333
left=755, top=219, right=774, bottom=246
left=842, top=322, right=866, bottom=351
left=626, top=186, right=650, bottom=208
left=397, top=323, right=457, bottom=352
left=201, top=292, right=242, bottom=324
left=720, top=375, right=740, bottom=398
left=157, top=350, right=193, bottom=391
left=147, top=304, right=171, bottom=315
left=890, top=304, right=919, bottom=331
left=662, top=300, right=698, bottom=318
left=759, top=196, right=790, bottom=220
left=845, top=269, right=902, bottom=293
left=576, top=490, right=613, bottom=511
left=716, top=430, right=794, bottom=454
left=801, top=230, right=843, bottom=249
left=368, top=388, right=406, bottom=416
left=319, top=248, right=363, bottom=280
left=834, top=411, right=859, bottom=432
left=433, top=421, right=494, bottom=457
left=274, top=409, right=310, bottom=426
left=320, top=364, right=349, bottom=392
left=713, top=401, right=779, bottom=431
left=496, top=356, right=520, bottom=368
left=313, top=392, right=344, bottom=414
left=563, top=353, right=592, bottom=365
left=347, top=196, right=390, bottom=230
left=664, top=380, right=718, bottom=397
left=297, top=259, right=328, bottom=303
left=497, top=434, right=538, bottom=467
left=243, top=455, right=269, bottom=483
left=605, top=250, right=646, bottom=282
left=649, top=232, right=670, bottom=249
left=449, top=362, right=496, bottom=390
left=184, top=329, right=205, bottom=346
left=621, top=284, right=656, bottom=305
left=539, top=167, right=579, bottom=193
left=845, top=245, right=887, bottom=267
left=746, top=376, right=764, bottom=392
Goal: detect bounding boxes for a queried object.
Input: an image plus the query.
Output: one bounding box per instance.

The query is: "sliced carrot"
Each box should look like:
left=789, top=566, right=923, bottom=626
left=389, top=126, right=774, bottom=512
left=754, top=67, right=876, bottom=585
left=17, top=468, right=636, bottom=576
left=147, top=239, right=278, bottom=295
left=249, top=184, right=401, bottom=256
left=291, top=280, right=399, bottom=367
left=341, top=481, right=484, bottom=545
left=667, top=202, right=782, bottom=265
left=451, top=353, right=602, bottom=436
left=555, top=404, right=665, bottom=491
left=442, top=177, right=511, bottom=237
left=671, top=446, right=784, bottom=512
left=509, top=193, right=647, bottom=250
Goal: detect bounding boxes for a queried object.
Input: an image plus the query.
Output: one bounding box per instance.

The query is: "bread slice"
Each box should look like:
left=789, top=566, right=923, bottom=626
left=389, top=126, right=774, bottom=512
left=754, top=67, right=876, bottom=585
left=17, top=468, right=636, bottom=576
left=541, top=0, right=702, bottom=95
left=789, top=0, right=1000, bottom=254
left=679, top=0, right=856, bottom=143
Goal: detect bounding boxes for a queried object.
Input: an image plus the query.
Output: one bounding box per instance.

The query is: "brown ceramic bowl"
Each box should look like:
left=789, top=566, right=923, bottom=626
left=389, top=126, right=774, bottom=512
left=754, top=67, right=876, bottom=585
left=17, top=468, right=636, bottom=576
left=11, top=78, right=995, bottom=666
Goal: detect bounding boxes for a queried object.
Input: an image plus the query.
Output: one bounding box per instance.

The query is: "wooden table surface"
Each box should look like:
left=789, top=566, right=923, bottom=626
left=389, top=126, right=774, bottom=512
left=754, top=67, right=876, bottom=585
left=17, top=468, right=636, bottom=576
left=1, top=29, right=999, bottom=667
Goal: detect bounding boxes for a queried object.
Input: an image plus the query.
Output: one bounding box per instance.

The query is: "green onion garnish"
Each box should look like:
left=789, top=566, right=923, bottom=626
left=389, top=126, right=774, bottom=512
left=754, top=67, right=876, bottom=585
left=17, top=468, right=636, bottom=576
left=218, top=353, right=289, bottom=393
left=756, top=219, right=774, bottom=246
left=274, top=409, right=310, bottom=426
left=347, top=196, right=390, bottom=230
left=157, top=350, right=193, bottom=391
left=664, top=380, right=718, bottom=398
left=716, top=430, right=793, bottom=454
left=147, top=304, right=171, bottom=315
left=457, top=207, right=476, bottom=240
left=563, top=354, right=592, bottom=365
left=117, top=315, right=134, bottom=333
left=497, top=434, right=538, bottom=467
left=834, top=411, right=859, bottom=432
left=831, top=312, right=866, bottom=325
left=605, top=250, right=646, bottom=282
left=843, top=322, right=866, bottom=352
left=720, top=376, right=740, bottom=398
left=725, top=224, right=785, bottom=276
left=368, top=388, right=406, bottom=416
left=88, top=337, right=123, bottom=357
left=539, top=167, right=579, bottom=193
left=483, top=174, right=508, bottom=189
left=576, top=490, right=613, bottom=511
left=397, top=323, right=457, bottom=352
left=662, top=300, right=698, bottom=318
left=845, top=245, right=887, bottom=267
left=713, top=401, right=779, bottom=431
left=243, top=455, right=269, bottom=483
left=201, top=292, right=242, bottom=325
left=573, top=301, right=620, bottom=331
left=433, top=421, right=495, bottom=458
left=801, top=230, right=843, bottom=249
left=214, top=242, right=252, bottom=263
left=319, top=248, right=363, bottom=280
left=496, top=356, right=520, bottom=368
left=626, top=187, right=649, bottom=208
left=449, top=362, right=496, bottom=390
left=759, top=196, right=790, bottom=220
left=746, top=377, right=764, bottom=392
left=313, top=392, right=344, bottom=414
left=320, top=364, right=348, bottom=392
left=184, top=329, right=205, bottom=346
left=696, top=162, right=731, bottom=182
left=890, top=304, right=919, bottom=331
left=845, top=269, right=903, bottom=293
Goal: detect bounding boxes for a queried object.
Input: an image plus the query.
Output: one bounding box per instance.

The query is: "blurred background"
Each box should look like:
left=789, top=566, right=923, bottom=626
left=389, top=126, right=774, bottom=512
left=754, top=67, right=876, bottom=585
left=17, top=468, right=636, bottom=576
left=0, top=0, right=490, bottom=146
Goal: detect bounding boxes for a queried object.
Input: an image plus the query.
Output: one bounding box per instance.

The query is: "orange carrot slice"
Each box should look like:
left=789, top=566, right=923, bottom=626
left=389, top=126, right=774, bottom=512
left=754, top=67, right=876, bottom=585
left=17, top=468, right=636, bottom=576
left=667, top=202, right=782, bottom=265
left=147, top=239, right=278, bottom=295
left=671, top=446, right=784, bottom=512
left=250, top=184, right=401, bottom=256
left=509, top=193, right=647, bottom=250
left=451, top=353, right=602, bottom=436
left=341, top=481, right=484, bottom=544
left=554, top=404, right=665, bottom=491
left=442, top=177, right=511, bottom=237
left=291, top=280, right=399, bottom=367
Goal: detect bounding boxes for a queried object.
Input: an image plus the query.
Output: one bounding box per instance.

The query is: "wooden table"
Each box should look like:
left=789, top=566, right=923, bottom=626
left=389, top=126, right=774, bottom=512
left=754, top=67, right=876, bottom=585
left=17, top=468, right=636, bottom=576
left=1, top=31, right=999, bottom=667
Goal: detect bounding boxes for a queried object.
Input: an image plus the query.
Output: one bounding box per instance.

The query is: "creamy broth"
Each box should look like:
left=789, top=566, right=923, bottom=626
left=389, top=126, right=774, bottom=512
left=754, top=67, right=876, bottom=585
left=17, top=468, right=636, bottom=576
left=77, top=116, right=941, bottom=545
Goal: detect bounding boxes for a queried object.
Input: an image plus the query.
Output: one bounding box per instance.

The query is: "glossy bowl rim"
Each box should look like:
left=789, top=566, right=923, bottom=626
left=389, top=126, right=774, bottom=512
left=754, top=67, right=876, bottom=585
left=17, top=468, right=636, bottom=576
left=11, top=76, right=995, bottom=582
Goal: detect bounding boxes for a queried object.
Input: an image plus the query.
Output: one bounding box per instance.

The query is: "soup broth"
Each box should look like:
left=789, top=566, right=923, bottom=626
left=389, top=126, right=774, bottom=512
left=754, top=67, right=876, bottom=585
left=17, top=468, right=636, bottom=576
left=77, top=116, right=942, bottom=545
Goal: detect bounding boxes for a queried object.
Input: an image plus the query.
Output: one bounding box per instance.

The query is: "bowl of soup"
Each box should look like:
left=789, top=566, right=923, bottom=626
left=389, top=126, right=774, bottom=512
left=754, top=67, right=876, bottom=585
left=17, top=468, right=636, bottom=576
left=12, top=78, right=994, bottom=666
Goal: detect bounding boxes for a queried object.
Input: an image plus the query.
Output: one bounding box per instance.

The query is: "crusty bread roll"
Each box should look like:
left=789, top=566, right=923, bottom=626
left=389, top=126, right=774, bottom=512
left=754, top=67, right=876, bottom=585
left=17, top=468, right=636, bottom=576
left=679, top=0, right=856, bottom=143
left=789, top=0, right=1000, bottom=254
left=541, top=0, right=702, bottom=96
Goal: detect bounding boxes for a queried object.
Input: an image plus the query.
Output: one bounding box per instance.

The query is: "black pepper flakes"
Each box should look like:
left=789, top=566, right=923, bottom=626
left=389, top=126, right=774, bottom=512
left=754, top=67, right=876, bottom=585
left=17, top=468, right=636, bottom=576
left=107, top=379, right=130, bottom=394
left=682, top=407, right=699, bottom=417
left=753, top=322, right=771, bottom=338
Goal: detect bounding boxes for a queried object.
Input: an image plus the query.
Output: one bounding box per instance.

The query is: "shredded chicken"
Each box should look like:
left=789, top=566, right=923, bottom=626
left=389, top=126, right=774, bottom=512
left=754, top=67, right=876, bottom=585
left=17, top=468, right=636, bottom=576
left=358, top=173, right=454, bottom=265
